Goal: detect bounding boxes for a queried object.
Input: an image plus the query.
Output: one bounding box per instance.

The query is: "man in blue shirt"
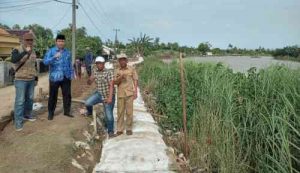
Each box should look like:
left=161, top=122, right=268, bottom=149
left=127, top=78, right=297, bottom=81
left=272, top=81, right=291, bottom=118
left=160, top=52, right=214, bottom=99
left=84, top=47, right=93, bottom=77
left=43, top=34, right=74, bottom=120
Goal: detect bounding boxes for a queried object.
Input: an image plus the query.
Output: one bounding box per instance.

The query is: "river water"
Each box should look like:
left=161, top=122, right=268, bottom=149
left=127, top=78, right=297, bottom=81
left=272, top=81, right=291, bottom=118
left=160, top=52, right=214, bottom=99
left=185, top=56, right=300, bottom=73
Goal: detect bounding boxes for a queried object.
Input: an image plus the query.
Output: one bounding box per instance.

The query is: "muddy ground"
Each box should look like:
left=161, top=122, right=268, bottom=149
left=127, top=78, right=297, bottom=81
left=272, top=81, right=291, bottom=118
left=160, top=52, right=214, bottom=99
left=0, top=78, right=103, bottom=173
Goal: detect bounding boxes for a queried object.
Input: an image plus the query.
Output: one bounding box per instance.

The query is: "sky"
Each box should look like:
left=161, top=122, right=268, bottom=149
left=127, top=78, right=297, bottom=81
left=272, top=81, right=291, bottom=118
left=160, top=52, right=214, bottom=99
left=0, top=0, right=299, bottom=49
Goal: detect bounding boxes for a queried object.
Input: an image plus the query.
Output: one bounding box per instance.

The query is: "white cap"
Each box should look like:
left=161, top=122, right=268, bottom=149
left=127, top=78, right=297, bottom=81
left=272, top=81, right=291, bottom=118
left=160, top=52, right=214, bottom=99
left=95, top=56, right=105, bottom=63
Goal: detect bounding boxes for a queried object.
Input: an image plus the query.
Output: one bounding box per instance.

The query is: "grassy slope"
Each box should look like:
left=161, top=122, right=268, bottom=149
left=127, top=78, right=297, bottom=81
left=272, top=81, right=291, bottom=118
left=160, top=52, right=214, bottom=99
left=138, top=55, right=300, bottom=173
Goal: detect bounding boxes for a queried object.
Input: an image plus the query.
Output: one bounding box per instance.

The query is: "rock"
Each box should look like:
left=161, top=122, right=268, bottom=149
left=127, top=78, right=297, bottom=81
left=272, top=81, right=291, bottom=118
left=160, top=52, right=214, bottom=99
left=32, top=102, right=43, bottom=111
left=79, top=108, right=86, bottom=115
left=168, top=147, right=175, bottom=154
left=83, top=130, right=92, bottom=141
left=165, top=129, right=172, bottom=136
left=191, top=167, right=207, bottom=173
left=179, top=153, right=184, bottom=159
left=71, top=158, right=86, bottom=173
left=86, top=151, right=94, bottom=162
left=196, top=168, right=207, bottom=173
left=94, top=135, right=100, bottom=140
left=175, top=131, right=183, bottom=136
left=75, top=141, right=91, bottom=150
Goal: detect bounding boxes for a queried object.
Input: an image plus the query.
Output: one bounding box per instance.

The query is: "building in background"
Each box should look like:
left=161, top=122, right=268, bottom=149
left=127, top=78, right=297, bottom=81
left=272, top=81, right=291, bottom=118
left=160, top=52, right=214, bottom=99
left=0, top=28, right=20, bottom=60
left=6, top=29, right=35, bottom=44
left=0, top=28, right=37, bottom=87
left=206, top=52, right=213, bottom=56
left=102, top=45, right=115, bottom=60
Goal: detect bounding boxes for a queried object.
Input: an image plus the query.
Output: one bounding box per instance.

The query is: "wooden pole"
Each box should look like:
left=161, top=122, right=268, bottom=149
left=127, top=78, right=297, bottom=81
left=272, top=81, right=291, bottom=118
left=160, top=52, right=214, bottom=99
left=93, top=107, right=97, bottom=136
left=179, top=52, right=188, bottom=157
left=38, top=87, right=43, bottom=99
left=46, top=96, right=87, bottom=104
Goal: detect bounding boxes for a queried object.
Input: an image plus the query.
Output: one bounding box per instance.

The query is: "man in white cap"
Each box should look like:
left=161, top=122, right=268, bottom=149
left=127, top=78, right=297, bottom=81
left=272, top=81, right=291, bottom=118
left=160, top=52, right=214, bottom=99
left=85, top=56, right=116, bottom=138
left=114, top=53, right=138, bottom=136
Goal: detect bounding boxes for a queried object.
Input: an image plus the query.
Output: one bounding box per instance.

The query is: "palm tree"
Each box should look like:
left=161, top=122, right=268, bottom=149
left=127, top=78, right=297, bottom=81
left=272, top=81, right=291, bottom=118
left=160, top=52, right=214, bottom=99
left=128, top=33, right=153, bottom=56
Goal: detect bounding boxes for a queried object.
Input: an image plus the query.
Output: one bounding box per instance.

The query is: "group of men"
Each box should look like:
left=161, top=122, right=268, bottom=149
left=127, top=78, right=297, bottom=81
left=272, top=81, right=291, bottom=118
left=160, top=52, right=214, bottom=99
left=12, top=33, right=138, bottom=138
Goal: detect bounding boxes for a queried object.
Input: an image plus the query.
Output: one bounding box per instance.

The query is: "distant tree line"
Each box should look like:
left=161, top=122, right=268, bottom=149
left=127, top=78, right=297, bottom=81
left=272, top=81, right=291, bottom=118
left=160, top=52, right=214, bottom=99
left=1, top=23, right=299, bottom=60
left=0, top=23, right=102, bottom=59
left=272, top=46, right=300, bottom=61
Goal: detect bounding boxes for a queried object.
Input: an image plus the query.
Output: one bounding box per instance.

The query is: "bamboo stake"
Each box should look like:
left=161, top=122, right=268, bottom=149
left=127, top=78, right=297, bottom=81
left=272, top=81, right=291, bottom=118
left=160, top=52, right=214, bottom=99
left=46, top=96, right=89, bottom=104
left=179, top=52, right=188, bottom=157
left=38, top=88, right=43, bottom=99
left=93, top=107, right=97, bottom=136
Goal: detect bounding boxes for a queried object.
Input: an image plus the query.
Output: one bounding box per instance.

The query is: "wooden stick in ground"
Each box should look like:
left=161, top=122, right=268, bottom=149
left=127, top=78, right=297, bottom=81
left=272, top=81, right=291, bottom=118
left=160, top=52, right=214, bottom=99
left=179, top=52, right=188, bottom=157
left=46, top=96, right=86, bottom=104
left=93, top=107, right=97, bottom=136
left=38, top=88, right=43, bottom=99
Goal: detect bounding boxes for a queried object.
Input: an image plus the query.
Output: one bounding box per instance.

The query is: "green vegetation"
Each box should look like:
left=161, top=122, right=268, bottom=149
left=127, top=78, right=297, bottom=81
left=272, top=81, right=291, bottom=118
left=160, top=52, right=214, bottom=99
left=272, top=45, right=300, bottom=61
left=127, top=33, right=154, bottom=56
left=139, top=56, right=300, bottom=173
left=59, top=25, right=102, bottom=58
left=2, top=23, right=299, bottom=60
left=1, top=23, right=102, bottom=59
left=23, top=24, right=54, bottom=56
left=197, top=42, right=212, bottom=55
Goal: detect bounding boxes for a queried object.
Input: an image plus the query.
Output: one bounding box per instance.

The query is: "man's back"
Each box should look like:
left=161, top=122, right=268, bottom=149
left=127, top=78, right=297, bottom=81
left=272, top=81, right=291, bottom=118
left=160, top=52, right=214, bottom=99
left=85, top=52, right=93, bottom=66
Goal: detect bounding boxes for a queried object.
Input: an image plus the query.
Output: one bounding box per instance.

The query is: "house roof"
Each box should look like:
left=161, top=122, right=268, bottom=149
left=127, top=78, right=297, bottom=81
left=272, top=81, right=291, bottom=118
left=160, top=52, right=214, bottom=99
left=0, top=28, right=10, bottom=36
left=6, top=29, right=35, bottom=40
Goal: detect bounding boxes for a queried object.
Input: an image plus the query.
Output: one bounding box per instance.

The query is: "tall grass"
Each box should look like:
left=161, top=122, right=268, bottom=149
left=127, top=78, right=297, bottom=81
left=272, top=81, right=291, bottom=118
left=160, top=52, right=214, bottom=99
left=139, top=56, right=300, bottom=173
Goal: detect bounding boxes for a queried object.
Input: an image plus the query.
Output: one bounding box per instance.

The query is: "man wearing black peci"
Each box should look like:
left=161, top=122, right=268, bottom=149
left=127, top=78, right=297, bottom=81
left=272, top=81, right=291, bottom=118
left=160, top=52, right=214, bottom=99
left=43, top=34, right=74, bottom=120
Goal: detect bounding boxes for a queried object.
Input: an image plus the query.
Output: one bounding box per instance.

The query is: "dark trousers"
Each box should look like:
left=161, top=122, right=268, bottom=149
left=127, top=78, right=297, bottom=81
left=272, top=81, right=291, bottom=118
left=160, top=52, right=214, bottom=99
left=86, top=66, right=92, bottom=77
left=48, top=77, right=71, bottom=117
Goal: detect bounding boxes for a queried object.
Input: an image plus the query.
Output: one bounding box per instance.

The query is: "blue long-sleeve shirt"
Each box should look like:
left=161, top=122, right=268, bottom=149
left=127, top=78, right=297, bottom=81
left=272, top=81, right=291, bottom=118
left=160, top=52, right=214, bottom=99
left=43, top=46, right=74, bottom=82
left=84, top=52, right=93, bottom=67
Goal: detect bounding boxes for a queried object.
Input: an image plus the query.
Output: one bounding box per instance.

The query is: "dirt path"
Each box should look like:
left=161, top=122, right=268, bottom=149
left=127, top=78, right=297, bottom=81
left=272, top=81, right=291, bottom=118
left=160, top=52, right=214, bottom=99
left=0, top=77, right=101, bottom=173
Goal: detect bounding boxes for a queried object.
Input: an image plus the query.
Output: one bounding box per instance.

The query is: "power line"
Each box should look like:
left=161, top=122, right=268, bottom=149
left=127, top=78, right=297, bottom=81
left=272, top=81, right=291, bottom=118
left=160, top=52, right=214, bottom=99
left=0, top=6, right=35, bottom=12
left=53, top=0, right=72, bottom=5
left=0, top=1, right=52, bottom=12
left=92, top=0, right=134, bottom=42
left=51, top=5, right=71, bottom=30
left=84, top=0, right=108, bottom=27
left=78, top=2, right=106, bottom=40
left=0, top=0, right=72, bottom=12
left=90, top=0, right=113, bottom=27
left=93, top=0, right=115, bottom=27
left=0, top=0, right=44, bottom=5
left=0, top=0, right=52, bottom=9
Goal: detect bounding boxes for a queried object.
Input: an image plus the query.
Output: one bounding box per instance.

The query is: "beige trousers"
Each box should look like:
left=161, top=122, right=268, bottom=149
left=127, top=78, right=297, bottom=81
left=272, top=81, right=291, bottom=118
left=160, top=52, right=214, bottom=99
left=117, top=95, right=134, bottom=132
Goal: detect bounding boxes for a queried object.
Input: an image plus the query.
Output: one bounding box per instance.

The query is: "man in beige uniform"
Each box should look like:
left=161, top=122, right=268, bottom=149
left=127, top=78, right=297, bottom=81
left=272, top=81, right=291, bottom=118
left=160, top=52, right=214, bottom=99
left=114, top=53, right=138, bottom=136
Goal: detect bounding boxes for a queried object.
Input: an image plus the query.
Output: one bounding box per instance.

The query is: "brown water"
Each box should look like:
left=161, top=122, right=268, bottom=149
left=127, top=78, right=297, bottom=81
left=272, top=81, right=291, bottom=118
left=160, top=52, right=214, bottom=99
left=185, top=56, right=300, bottom=73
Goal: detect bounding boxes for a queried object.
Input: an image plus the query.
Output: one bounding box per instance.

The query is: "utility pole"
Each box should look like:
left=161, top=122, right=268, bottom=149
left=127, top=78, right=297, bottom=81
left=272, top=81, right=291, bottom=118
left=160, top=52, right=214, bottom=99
left=72, top=0, right=76, bottom=64
left=113, top=28, right=120, bottom=53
